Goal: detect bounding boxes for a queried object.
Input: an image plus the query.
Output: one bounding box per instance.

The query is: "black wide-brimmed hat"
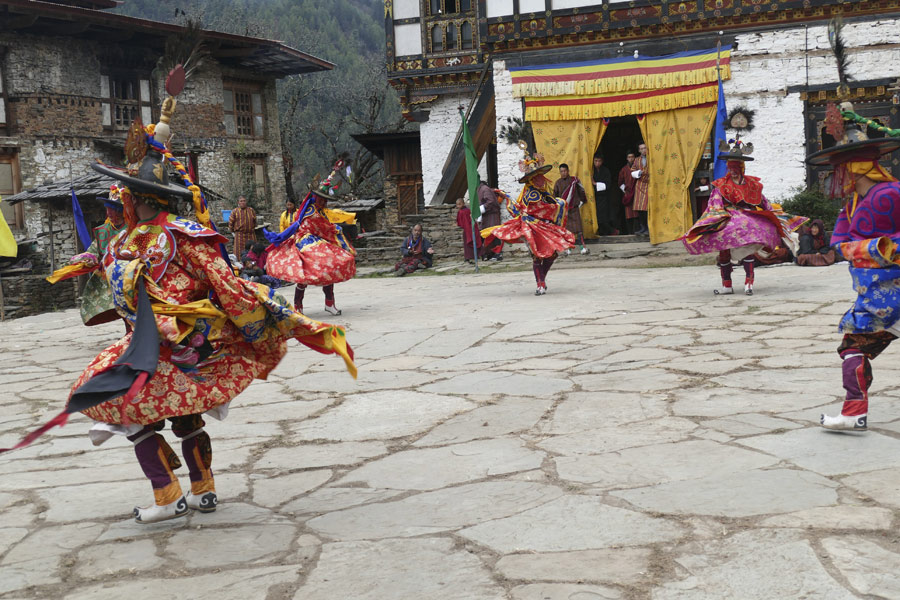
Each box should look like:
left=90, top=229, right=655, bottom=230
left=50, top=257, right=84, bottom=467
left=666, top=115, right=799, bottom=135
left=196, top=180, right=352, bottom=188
left=517, top=164, right=553, bottom=184
left=309, top=187, right=333, bottom=202
left=806, top=104, right=900, bottom=166
left=90, top=118, right=193, bottom=201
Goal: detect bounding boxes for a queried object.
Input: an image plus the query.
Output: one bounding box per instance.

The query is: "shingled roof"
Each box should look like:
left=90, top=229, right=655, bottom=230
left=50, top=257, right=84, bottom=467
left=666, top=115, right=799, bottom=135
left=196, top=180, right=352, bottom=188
left=5, top=171, right=227, bottom=205
left=0, top=0, right=334, bottom=77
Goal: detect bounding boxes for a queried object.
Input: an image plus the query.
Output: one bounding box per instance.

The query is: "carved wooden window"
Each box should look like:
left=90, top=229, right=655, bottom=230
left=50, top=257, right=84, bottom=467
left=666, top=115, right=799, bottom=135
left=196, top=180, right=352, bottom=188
left=0, top=53, right=7, bottom=134
left=236, top=155, right=268, bottom=202
left=101, top=73, right=153, bottom=131
left=0, top=153, right=23, bottom=230
left=429, top=0, right=471, bottom=14
left=461, top=21, right=473, bottom=49
left=223, top=82, right=265, bottom=138
left=431, top=25, right=444, bottom=52
left=446, top=23, right=458, bottom=50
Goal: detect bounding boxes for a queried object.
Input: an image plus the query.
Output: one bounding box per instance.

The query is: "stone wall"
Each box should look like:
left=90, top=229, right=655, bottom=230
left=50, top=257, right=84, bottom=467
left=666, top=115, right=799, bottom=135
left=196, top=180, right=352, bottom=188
left=22, top=200, right=106, bottom=272
left=1, top=32, right=288, bottom=204
left=0, top=274, right=78, bottom=319
left=1, top=32, right=101, bottom=96
left=382, top=178, right=402, bottom=229
left=488, top=15, right=900, bottom=204
left=1, top=30, right=292, bottom=272
left=404, top=204, right=465, bottom=261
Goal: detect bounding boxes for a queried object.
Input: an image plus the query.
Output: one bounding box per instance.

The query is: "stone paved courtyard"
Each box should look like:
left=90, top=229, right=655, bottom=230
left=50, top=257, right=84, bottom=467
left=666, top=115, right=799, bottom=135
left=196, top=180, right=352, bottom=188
left=2, top=262, right=900, bottom=599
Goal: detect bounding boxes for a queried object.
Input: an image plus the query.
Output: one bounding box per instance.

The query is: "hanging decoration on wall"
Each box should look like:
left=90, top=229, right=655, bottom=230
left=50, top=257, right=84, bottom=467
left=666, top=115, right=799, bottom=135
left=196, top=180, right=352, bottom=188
left=725, top=106, right=755, bottom=134
left=499, top=116, right=533, bottom=148
left=827, top=17, right=852, bottom=99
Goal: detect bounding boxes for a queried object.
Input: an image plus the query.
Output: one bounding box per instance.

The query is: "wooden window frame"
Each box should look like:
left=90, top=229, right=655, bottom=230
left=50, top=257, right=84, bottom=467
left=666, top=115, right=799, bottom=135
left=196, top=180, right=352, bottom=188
left=101, top=72, right=154, bottom=132
left=235, top=154, right=269, bottom=203
left=427, top=0, right=474, bottom=16
left=431, top=24, right=444, bottom=52
left=0, top=49, right=9, bottom=135
left=460, top=20, right=474, bottom=50
left=223, top=81, right=266, bottom=139
left=0, top=152, right=24, bottom=230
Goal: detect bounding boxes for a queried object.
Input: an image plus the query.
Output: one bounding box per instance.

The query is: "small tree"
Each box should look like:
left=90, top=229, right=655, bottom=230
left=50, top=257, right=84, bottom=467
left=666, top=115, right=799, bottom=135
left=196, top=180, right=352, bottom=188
left=280, top=62, right=409, bottom=198
left=781, top=186, right=842, bottom=230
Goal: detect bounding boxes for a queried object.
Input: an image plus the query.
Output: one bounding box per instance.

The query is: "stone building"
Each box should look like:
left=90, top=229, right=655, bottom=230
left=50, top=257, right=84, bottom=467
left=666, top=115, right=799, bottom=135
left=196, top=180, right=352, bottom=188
left=0, top=0, right=332, bottom=266
left=382, top=0, right=900, bottom=243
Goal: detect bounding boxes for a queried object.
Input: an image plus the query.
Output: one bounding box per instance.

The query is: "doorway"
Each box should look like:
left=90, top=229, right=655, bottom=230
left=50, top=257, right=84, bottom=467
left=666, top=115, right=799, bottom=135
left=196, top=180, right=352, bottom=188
left=598, top=117, right=643, bottom=234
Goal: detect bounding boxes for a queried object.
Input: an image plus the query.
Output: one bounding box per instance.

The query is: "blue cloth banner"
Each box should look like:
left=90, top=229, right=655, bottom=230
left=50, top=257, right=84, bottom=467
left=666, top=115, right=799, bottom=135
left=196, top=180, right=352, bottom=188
left=71, top=189, right=93, bottom=250
left=712, top=77, right=728, bottom=181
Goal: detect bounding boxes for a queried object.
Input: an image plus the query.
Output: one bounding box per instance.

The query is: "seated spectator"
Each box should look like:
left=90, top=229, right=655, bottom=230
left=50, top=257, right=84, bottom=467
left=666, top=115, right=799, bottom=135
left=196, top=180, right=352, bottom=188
left=246, top=242, right=269, bottom=271
left=455, top=197, right=481, bottom=263
left=395, top=223, right=434, bottom=276
left=796, top=218, right=836, bottom=267
left=240, top=256, right=283, bottom=288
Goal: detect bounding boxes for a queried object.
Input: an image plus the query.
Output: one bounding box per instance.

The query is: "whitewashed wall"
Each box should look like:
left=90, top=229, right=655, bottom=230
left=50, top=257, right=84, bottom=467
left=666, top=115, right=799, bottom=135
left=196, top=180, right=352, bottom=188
left=493, top=59, right=524, bottom=197
left=421, top=96, right=463, bottom=203
left=420, top=95, right=492, bottom=205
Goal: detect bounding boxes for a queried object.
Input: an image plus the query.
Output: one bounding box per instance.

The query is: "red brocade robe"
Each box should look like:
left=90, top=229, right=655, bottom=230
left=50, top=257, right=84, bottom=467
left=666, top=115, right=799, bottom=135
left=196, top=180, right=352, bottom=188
left=482, top=181, right=575, bottom=259
left=69, top=211, right=354, bottom=426
left=265, top=205, right=357, bottom=287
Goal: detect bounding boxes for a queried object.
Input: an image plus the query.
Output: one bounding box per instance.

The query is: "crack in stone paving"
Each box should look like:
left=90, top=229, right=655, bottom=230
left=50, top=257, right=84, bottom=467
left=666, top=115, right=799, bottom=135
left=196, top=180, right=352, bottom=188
left=2, top=264, right=898, bottom=599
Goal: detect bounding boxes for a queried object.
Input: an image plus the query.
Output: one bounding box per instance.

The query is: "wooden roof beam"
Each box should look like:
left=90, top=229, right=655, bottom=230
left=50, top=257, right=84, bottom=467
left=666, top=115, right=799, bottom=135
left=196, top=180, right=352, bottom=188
left=0, top=13, right=38, bottom=30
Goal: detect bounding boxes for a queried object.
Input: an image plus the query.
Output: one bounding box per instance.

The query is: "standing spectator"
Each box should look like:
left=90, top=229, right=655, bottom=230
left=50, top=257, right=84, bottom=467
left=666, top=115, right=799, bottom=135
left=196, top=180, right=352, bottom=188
left=279, top=200, right=297, bottom=232
left=395, top=223, right=434, bottom=276
left=553, top=163, right=589, bottom=254
left=228, top=195, right=257, bottom=254
left=618, top=151, right=638, bottom=234
left=591, top=154, right=616, bottom=236
left=632, top=143, right=651, bottom=236
left=478, top=180, right=503, bottom=261
left=694, top=176, right=712, bottom=217
left=455, top=198, right=481, bottom=263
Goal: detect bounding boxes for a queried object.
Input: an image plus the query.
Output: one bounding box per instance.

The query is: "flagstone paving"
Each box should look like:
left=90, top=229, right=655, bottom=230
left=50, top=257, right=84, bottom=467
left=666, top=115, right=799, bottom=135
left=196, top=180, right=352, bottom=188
left=2, top=261, right=899, bottom=599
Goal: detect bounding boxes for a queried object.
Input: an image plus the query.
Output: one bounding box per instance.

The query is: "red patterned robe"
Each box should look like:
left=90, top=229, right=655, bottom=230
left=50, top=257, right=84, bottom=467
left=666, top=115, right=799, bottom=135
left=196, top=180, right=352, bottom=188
left=482, top=181, right=575, bottom=258
left=265, top=204, right=357, bottom=287
left=69, top=212, right=353, bottom=426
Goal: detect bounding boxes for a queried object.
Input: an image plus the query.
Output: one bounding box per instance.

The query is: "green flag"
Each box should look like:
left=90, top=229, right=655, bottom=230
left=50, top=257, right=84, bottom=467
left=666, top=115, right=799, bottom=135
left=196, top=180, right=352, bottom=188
left=460, top=109, right=481, bottom=220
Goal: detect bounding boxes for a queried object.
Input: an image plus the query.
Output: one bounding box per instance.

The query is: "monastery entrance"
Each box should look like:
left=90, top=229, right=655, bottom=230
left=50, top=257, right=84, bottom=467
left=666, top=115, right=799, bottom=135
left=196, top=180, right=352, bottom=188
left=599, top=116, right=644, bottom=234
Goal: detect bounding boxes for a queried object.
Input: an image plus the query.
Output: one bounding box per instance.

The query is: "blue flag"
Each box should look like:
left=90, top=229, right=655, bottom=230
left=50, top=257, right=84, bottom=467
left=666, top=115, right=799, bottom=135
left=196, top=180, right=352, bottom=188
left=71, top=189, right=92, bottom=250
left=711, top=77, right=728, bottom=181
